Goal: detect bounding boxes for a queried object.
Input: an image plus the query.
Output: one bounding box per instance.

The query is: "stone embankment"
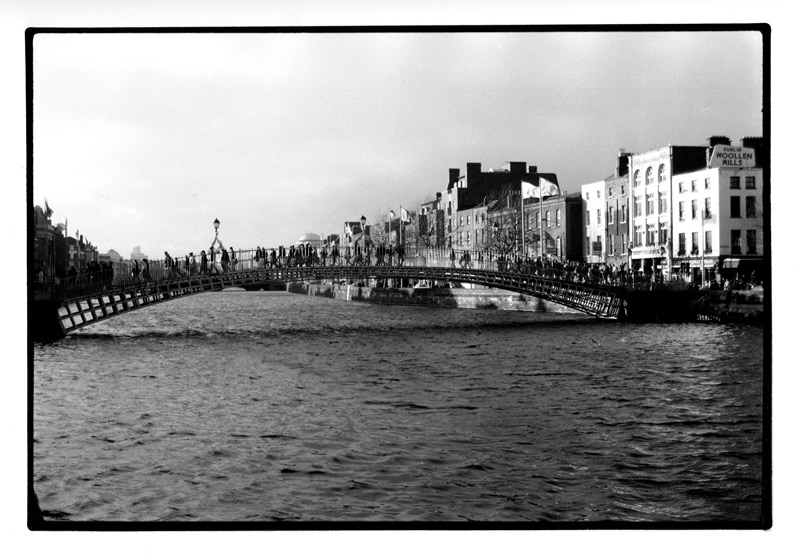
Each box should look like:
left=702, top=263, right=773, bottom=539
left=287, top=282, right=586, bottom=314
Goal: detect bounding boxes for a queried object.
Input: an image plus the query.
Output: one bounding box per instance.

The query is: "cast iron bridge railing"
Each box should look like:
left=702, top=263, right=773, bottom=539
left=41, top=265, right=626, bottom=336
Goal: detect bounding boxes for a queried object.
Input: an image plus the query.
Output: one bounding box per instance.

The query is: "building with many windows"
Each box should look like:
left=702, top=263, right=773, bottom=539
left=671, top=137, right=764, bottom=284
left=581, top=152, right=630, bottom=268
left=628, top=144, right=708, bottom=277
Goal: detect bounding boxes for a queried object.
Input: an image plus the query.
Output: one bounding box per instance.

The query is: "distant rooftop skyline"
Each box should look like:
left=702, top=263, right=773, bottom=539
left=32, top=29, right=763, bottom=258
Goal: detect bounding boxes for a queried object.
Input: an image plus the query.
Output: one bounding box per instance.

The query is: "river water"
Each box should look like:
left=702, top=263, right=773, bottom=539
left=32, top=290, right=765, bottom=524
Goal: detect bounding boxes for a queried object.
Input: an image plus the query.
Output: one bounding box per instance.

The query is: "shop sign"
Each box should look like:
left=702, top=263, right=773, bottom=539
left=708, top=145, right=756, bottom=168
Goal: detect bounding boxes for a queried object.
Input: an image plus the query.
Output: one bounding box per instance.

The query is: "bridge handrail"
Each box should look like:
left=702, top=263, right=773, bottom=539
left=34, top=244, right=692, bottom=303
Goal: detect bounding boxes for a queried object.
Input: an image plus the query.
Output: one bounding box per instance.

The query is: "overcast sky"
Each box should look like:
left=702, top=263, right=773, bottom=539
left=33, top=30, right=763, bottom=258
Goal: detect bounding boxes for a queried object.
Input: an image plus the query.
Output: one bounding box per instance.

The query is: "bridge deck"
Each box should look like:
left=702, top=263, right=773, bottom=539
left=48, top=265, right=625, bottom=335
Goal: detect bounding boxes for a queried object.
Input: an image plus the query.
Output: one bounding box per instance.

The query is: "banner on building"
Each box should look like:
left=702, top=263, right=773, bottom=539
left=708, top=145, right=756, bottom=168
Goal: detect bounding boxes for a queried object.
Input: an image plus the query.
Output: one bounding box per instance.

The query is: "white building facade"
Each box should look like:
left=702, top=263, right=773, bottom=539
left=671, top=150, right=763, bottom=285
left=581, top=180, right=606, bottom=264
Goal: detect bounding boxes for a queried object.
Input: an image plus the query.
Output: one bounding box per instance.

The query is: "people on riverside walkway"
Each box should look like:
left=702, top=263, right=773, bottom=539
left=450, top=248, right=456, bottom=268
left=190, top=253, right=197, bottom=276
left=200, top=250, right=208, bottom=275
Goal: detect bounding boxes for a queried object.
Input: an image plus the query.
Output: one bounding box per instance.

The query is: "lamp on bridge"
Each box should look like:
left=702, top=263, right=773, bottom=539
left=214, top=218, right=220, bottom=233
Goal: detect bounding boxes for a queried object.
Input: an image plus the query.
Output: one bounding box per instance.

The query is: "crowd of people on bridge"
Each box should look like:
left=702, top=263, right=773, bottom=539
left=41, top=235, right=763, bottom=301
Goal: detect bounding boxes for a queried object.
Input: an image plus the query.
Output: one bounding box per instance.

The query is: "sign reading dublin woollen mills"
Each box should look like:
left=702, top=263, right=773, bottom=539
left=708, top=145, right=756, bottom=168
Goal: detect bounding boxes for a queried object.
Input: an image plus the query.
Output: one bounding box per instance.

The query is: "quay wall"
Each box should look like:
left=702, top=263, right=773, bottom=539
left=693, top=289, right=765, bottom=324
left=286, top=282, right=578, bottom=313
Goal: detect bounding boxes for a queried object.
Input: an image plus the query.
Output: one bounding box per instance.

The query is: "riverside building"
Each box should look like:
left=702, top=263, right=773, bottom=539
left=671, top=137, right=764, bottom=285
left=581, top=152, right=631, bottom=269
left=627, top=143, right=708, bottom=277
left=421, top=160, right=582, bottom=260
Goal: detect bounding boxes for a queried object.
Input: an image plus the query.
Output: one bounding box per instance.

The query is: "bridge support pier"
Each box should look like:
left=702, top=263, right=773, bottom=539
left=30, top=300, right=66, bottom=342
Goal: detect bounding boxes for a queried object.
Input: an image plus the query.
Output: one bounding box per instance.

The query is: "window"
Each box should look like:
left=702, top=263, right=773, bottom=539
left=691, top=232, right=699, bottom=254
left=608, top=206, right=614, bottom=224
left=466, top=215, right=471, bottom=225
left=678, top=233, right=686, bottom=255
left=704, top=198, right=712, bottom=219
left=658, top=191, right=667, bottom=214
left=634, top=170, right=641, bottom=188
left=678, top=182, right=684, bottom=193
left=622, top=233, right=627, bottom=252
left=745, top=176, right=756, bottom=189
left=659, top=222, right=669, bottom=245
left=746, top=196, right=756, bottom=218
left=621, top=204, right=627, bottom=223
left=597, top=190, right=601, bottom=199
left=458, top=232, right=463, bottom=244
left=466, top=231, right=471, bottom=244
left=705, top=177, right=711, bottom=190
left=546, top=210, right=551, bottom=228
left=621, top=182, right=626, bottom=195
left=459, top=216, right=463, bottom=226
left=586, top=236, right=590, bottom=255
left=646, top=223, right=656, bottom=246
left=731, top=230, right=742, bottom=254
left=585, top=192, right=591, bottom=201
left=691, top=199, right=698, bottom=220
left=691, top=180, right=697, bottom=192
left=658, top=164, right=666, bottom=183
left=609, top=234, right=615, bottom=254
left=634, top=195, right=642, bottom=218
left=646, top=192, right=655, bottom=215
left=555, top=209, right=561, bottom=226
left=645, top=167, right=653, bottom=185
left=705, top=231, right=713, bottom=254
left=535, top=211, right=540, bottom=227
left=731, top=196, right=741, bottom=218
left=634, top=225, right=644, bottom=246
left=586, top=210, right=590, bottom=227
left=730, top=176, right=741, bottom=189
left=596, top=209, right=601, bottom=225
left=746, top=230, right=757, bottom=254
left=608, top=186, right=614, bottom=197
left=678, top=201, right=685, bottom=221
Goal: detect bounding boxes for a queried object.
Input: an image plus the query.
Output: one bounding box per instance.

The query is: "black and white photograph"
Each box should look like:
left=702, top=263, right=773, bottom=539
left=13, top=1, right=792, bottom=556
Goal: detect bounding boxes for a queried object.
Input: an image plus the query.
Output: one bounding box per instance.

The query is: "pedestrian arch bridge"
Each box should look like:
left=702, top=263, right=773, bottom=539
left=37, top=265, right=627, bottom=338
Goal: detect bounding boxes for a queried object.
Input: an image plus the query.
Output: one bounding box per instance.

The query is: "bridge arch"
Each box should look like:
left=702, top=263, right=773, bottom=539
left=34, top=265, right=626, bottom=339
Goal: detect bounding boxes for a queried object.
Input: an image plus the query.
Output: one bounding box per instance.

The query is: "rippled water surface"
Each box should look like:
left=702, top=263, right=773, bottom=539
left=33, top=291, right=765, bottom=523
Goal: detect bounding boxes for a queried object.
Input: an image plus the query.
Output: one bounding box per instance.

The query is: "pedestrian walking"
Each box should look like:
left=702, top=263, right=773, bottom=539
left=229, top=248, right=237, bottom=271
left=221, top=247, right=230, bottom=273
